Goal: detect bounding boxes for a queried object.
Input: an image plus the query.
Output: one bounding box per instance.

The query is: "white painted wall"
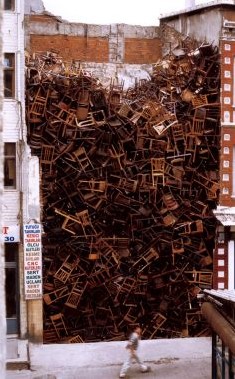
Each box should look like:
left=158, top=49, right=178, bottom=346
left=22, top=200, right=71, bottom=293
left=81, top=62, right=152, bottom=90
left=228, top=240, right=235, bottom=290
left=3, top=0, right=41, bottom=341
left=0, top=0, right=6, bottom=375
left=3, top=0, right=38, bottom=224
left=27, top=155, right=40, bottom=222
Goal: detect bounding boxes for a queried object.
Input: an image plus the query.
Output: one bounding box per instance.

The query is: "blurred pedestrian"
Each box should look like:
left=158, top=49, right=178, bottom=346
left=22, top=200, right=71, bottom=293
left=119, top=325, right=149, bottom=378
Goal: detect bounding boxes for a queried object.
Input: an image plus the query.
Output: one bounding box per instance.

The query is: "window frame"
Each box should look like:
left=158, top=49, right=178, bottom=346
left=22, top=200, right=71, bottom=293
left=4, top=142, right=17, bottom=189
left=4, top=0, right=15, bottom=11
left=4, top=53, right=15, bottom=98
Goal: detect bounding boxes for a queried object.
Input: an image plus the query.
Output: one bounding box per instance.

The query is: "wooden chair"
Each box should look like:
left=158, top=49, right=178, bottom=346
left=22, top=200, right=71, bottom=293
left=135, top=274, right=148, bottom=295
left=117, top=102, right=134, bottom=120
left=191, top=107, right=206, bottom=135
left=43, top=328, right=58, bottom=343
left=76, top=112, right=96, bottom=128
left=54, top=254, right=79, bottom=284
left=162, top=191, right=179, bottom=211
left=50, top=313, right=68, bottom=340
left=78, top=179, right=107, bottom=193
left=54, top=208, right=96, bottom=237
left=151, top=114, right=177, bottom=136
left=28, top=86, right=49, bottom=122
left=65, top=146, right=94, bottom=172
left=186, top=134, right=200, bottom=163
left=122, top=304, right=138, bottom=324
left=108, top=145, right=125, bottom=172
left=65, top=334, right=84, bottom=343
left=114, top=277, right=137, bottom=302
left=191, top=94, right=208, bottom=108
left=161, top=210, right=177, bottom=226
left=65, top=280, right=88, bottom=309
left=43, top=285, right=69, bottom=305
left=100, top=242, right=119, bottom=269
left=172, top=238, right=185, bottom=263
left=91, top=110, right=106, bottom=127
left=194, top=172, right=219, bottom=199
left=171, top=123, right=186, bottom=155
left=49, top=103, right=77, bottom=128
left=103, top=236, right=130, bottom=258
left=142, top=313, right=167, bottom=339
left=76, top=88, right=90, bottom=121
left=176, top=220, right=203, bottom=236
left=141, top=100, right=160, bottom=121
left=108, top=79, right=124, bottom=112
left=89, top=267, right=111, bottom=288
left=131, top=247, right=159, bottom=273
left=40, top=144, right=55, bottom=174
left=151, top=158, right=165, bottom=186
left=190, top=200, right=208, bottom=218
left=184, top=270, right=213, bottom=287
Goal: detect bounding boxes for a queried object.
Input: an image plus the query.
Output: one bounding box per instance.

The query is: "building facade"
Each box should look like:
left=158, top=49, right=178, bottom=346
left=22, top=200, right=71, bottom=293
left=3, top=0, right=42, bottom=348
left=1, top=0, right=7, bottom=377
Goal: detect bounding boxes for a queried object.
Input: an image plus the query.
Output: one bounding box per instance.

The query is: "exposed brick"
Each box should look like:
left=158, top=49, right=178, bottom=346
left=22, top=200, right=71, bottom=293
left=125, top=38, right=161, bottom=64
left=30, top=35, right=109, bottom=63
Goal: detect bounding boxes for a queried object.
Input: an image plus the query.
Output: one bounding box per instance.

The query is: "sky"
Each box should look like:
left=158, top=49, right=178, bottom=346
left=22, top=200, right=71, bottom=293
left=42, top=0, right=207, bottom=26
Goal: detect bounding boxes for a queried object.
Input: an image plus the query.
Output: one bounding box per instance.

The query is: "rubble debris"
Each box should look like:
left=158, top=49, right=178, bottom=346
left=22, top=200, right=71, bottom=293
left=25, top=42, right=220, bottom=343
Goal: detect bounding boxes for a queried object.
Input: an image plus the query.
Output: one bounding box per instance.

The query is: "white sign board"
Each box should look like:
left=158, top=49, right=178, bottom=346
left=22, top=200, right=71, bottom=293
left=2, top=225, right=20, bottom=243
left=23, top=223, right=43, bottom=300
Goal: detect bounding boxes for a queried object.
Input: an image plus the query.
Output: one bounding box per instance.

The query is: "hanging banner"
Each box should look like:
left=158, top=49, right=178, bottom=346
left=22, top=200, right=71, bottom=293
left=23, top=223, right=42, bottom=300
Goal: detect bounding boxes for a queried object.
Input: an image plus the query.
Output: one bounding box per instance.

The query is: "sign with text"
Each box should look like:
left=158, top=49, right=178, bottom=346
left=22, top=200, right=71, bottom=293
left=23, top=223, right=42, bottom=300
left=2, top=225, right=20, bottom=243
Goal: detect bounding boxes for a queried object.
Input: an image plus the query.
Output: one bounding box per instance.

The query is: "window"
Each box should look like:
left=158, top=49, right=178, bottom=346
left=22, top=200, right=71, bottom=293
left=4, top=0, right=15, bottom=11
left=4, top=143, right=16, bottom=188
left=4, top=53, right=15, bottom=98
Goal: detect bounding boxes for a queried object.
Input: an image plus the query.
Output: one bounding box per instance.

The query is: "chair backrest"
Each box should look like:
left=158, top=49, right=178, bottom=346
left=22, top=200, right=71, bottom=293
left=41, top=144, right=55, bottom=164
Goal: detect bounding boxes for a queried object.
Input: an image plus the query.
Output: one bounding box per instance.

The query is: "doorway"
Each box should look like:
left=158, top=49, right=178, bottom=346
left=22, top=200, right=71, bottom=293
left=5, top=243, right=19, bottom=334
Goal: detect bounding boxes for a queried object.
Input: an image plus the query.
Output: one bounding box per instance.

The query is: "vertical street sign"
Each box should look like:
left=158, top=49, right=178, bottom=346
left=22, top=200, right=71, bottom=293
left=23, top=223, right=42, bottom=299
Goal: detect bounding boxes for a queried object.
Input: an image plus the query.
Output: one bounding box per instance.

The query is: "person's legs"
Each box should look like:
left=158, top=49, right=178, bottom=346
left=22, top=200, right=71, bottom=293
left=132, top=351, right=148, bottom=372
left=119, top=352, right=132, bottom=378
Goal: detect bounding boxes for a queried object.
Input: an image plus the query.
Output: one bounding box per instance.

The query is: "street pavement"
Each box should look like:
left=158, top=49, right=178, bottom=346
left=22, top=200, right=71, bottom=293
left=6, top=337, right=211, bottom=378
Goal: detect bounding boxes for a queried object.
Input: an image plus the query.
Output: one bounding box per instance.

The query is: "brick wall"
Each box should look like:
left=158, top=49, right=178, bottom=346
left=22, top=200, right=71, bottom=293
left=30, top=35, right=109, bottom=63
left=27, top=14, right=162, bottom=65
left=125, top=38, right=161, bottom=64
left=213, top=239, right=228, bottom=289
left=220, top=39, right=235, bottom=207
left=220, top=126, right=235, bottom=206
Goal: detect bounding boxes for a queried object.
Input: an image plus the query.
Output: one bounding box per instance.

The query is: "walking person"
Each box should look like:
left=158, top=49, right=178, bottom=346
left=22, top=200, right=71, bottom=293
left=119, top=325, right=149, bottom=378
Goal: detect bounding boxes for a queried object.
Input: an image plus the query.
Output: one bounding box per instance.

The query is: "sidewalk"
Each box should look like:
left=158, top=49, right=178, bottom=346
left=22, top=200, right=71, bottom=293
left=6, top=337, right=211, bottom=378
